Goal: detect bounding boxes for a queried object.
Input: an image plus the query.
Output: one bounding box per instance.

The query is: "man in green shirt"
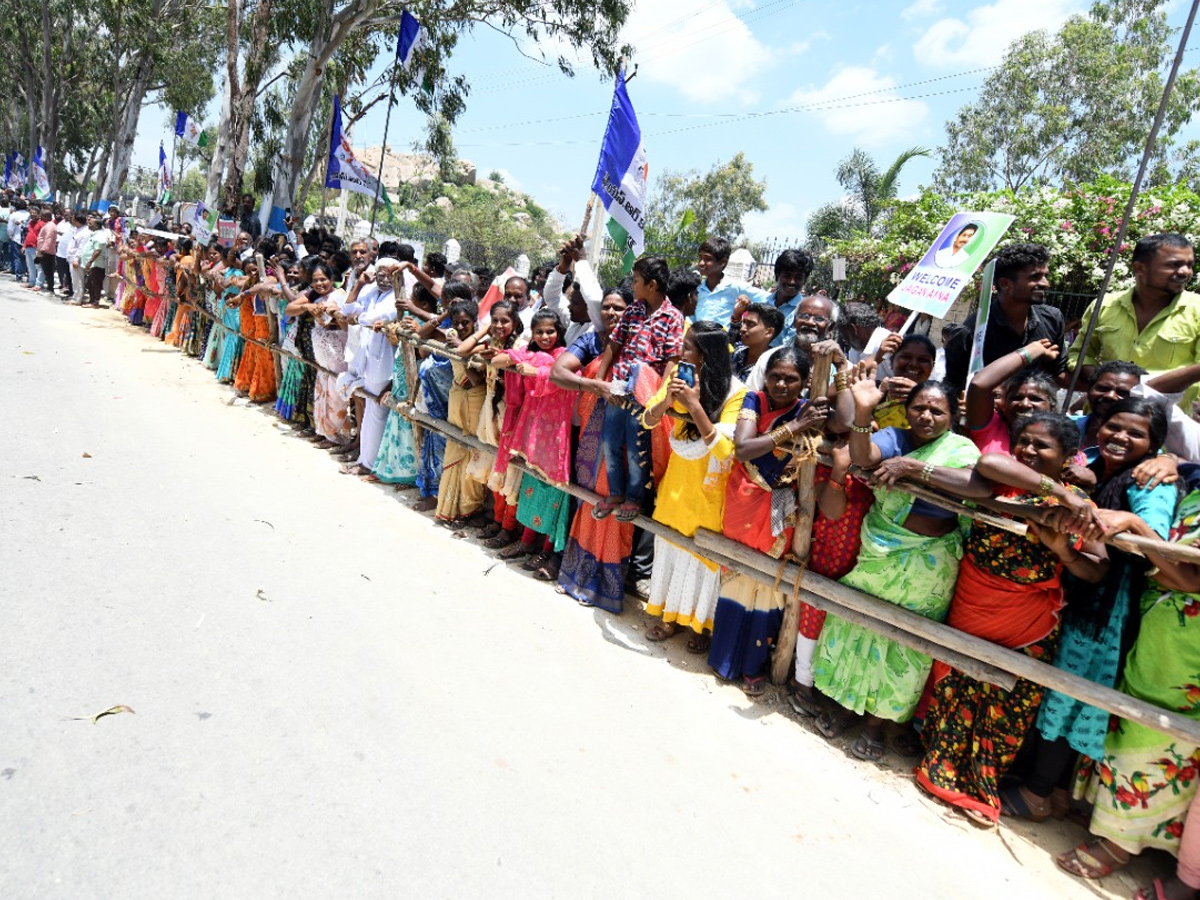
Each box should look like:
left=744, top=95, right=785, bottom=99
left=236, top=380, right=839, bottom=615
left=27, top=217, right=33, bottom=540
left=1068, top=233, right=1199, bottom=407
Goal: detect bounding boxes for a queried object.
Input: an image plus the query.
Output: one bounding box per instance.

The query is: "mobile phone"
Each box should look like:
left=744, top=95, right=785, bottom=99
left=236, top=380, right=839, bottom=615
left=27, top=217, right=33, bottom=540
left=677, top=362, right=696, bottom=387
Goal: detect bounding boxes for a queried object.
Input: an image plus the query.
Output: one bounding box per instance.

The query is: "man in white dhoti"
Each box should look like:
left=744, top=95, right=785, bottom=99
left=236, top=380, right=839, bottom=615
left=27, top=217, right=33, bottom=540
left=337, top=258, right=400, bottom=476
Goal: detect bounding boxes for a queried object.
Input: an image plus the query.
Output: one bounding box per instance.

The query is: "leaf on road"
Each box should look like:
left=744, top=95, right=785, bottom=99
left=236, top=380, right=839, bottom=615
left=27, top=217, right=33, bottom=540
left=253, top=519, right=275, bottom=530
left=21, top=475, right=40, bottom=481
left=255, top=589, right=271, bottom=602
left=81, top=452, right=92, bottom=459
left=90, top=705, right=135, bottom=724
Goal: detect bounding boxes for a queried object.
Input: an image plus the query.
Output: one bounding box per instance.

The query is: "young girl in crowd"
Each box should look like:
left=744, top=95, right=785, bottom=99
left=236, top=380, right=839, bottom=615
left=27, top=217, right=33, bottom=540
left=492, top=308, right=571, bottom=577
left=641, top=321, right=747, bottom=652
left=965, top=338, right=1060, bottom=454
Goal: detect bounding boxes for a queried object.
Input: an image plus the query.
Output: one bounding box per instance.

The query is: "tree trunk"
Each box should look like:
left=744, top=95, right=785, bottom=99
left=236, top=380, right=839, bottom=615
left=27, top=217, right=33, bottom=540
left=221, top=0, right=274, bottom=212
left=261, top=0, right=378, bottom=233
left=100, top=50, right=155, bottom=199
left=205, top=73, right=234, bottom=207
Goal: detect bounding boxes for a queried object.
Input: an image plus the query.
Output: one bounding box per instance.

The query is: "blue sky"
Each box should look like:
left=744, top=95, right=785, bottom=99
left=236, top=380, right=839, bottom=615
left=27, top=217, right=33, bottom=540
left=134, top=0, right=1196, bottom=240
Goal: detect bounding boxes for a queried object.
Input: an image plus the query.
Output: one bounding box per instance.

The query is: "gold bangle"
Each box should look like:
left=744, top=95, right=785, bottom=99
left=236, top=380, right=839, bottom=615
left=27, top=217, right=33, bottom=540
left=769, top=425, right=793, bottom=447
left=851, top=423, right=872, bottom=434
left=834, top=371, right=849, bottom=393
left=920, top=463, right=935, bottom=483
left=1038, top=475, right=1055, bottom=497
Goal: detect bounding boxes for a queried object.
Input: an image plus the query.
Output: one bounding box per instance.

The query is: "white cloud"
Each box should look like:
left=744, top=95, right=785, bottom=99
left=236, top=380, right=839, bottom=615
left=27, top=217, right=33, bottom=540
left=783, top=67, right=930, bottom=144
left=914, top=0, right=1084, bottom=67
left=624, top=0, right=774, bottom=102
left=902, top=0, right=943, bottom=19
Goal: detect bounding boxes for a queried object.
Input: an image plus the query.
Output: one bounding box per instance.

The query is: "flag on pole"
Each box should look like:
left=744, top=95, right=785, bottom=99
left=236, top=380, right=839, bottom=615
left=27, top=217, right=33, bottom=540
left=324, top=94, right=394, bottom=222
left=174, top=111, right=209, bottom=148
left=157, top=142, right=172, bottom=204
left=590, top=71, right=647, bottom=275
left=31, top=146, right=50, bottom=200
left=395, top=10, right=431, bottom=93
left=10, top=152, right=26, bottom=191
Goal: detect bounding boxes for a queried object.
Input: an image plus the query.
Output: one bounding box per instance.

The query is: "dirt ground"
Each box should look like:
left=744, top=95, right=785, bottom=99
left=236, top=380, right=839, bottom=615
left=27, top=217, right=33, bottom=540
left=0, top=279, right=1171, bottom=899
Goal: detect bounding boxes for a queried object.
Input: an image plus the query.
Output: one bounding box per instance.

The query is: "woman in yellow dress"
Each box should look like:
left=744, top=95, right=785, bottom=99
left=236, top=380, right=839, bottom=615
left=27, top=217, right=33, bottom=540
left=641, top=320, right=747, bottom=653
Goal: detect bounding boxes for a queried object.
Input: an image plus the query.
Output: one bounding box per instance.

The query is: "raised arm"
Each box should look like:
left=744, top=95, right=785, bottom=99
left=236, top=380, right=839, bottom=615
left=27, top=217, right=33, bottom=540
left=966, top=338, right=1058, bottom=429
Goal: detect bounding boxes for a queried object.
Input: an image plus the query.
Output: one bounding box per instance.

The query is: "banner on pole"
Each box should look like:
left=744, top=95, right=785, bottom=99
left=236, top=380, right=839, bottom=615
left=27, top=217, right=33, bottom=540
left=192, top=201, right=217, bottom=245
left=217, top=217, right=237, bottom=248
left=157, top=143, right=172, bottom=204
left=31, top=147, right=50, bottom=200
left=590, top=71, right=647, bottom=276
left=965, top=259, right=997, bottom=385
left=887, top=211, right=1015, bottom=318
left=325, top=94, right=394, bottom=222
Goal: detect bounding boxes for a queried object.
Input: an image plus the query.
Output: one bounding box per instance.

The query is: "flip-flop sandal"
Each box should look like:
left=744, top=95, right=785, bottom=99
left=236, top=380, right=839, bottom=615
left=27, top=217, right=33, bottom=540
left=789, top=689, right=824, bottom=718
left=522, top=552, right=549, bottom=571
left=498, top=543, right=531, bottom=560
left=959, top=808, right=998, bottom=829
left=614, top=502, right=641, bottom=522
left=849, top=733, right=887, bottom=762
left=1056, top=840, right=1129, bottom=879
left=478, top=523, right=503, bottom=540
left=645, top=623, right=678, bottom=642
left=815, top=708, right=857, bottom=740
left=592, top=499, right=621, bottom=520
left=484, top=532, right=517, bottom=550
left=534, top=564, right=560, bottom=582
left=998, top=784, right=1051, bottom=822
left=685, top=634, right=711, bottom=655
left=891, top=726, right=924, bottom=758
left=360, top=473, right=381, bottom=483
left=741, top=676, right=766, bottom=697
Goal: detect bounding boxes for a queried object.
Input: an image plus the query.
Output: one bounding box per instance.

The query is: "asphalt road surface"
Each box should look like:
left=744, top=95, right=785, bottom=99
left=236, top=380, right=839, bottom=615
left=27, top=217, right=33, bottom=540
left=0, top=279, right=1155, bottom=899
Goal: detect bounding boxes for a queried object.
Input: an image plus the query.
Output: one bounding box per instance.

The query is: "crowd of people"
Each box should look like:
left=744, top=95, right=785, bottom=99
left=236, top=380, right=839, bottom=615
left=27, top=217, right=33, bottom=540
left=11, top=183, right=1200, bottom=898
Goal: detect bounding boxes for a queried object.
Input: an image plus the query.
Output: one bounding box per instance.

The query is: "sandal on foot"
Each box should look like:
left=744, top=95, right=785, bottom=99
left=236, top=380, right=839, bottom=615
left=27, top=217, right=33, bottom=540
left=1135, top=878, right=1193, bottom=900
left=411, top=497, right=437, bottom=512
left=592, top=498, right=621, bottom=520
left=1056, top=839, right=1130, bottom=880
left=483, top=531, right=517, bottom=550
left=998, top=784, right=1052, bottom=823
left=789, top=688, right=824, bottom=718
left=645, top=623, right=679, bottom=642
left=614, top=501, right=641, bottom=522
left=534, top=563, right=560, bottom=582
left=498, top=542, right=531, bottom=560
left=340, top=463, right=369, bottom=476
left=360, top=473, right=381, bottom=483
left=891, top=725, right=924, bottom=758
left=685, top=633, right=711, bottom=655
left=850, top=732, right=886, bottom=762
left=522, top=552, right=550, bottom=571
left=478, top=523, right=503, bottom=540
left=815, top=708, right=857, bottom=740
left=741, top=676, right=766, bottom=697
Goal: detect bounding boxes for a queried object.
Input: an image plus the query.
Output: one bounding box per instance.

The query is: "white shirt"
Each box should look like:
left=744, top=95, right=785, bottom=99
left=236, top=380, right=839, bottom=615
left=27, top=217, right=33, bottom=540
left=542, top=260, right=604, bottom=346
left=344, top=283, right=397, bottom=390
left=67, top=226, right=90, bottom=264
left=55, top=223, right=75, bottom=258
left=1135, top=381, right=1200, bottom=462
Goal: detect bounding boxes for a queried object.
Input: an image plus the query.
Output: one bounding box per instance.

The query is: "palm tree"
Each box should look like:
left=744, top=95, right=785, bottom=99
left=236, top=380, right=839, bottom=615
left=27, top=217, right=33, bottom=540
left=807, top=145, right=932, bottom=244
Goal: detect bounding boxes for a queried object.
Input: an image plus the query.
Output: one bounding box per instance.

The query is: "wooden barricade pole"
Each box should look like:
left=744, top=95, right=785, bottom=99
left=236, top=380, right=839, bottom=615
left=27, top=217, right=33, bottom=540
left=770, top=351, right=831, bottom=685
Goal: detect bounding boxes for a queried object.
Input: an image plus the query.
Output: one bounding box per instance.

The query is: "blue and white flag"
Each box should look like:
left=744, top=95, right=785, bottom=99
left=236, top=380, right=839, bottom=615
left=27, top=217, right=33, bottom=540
left=325, top=94, right=393, bottom=221
left=31, top=146, right=50, bottom=200
left=10, top=152, right=27, bottom=192
left=395, top=10, right=430, bottom=94
left=174, top=111, right=208, bottom=147
left=157, top=142, right=172, bottom=204
left=590, top=71, right=647, bottom=275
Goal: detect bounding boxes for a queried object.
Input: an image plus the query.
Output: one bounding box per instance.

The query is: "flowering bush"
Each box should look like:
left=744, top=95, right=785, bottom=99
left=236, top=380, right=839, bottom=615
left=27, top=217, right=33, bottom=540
left=824, top=177, right=1200, bottom=304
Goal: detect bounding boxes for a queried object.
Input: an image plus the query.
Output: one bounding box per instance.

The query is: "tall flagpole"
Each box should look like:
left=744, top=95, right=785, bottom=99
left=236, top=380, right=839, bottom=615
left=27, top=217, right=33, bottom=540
left=369, top=76, right=397, bottom=238
left=319, top=107, right=334, bottom=229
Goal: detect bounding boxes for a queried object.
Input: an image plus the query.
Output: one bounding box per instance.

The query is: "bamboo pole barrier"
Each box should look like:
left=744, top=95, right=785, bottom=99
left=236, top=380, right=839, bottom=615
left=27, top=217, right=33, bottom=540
left=771, top=354, right=832, bottom=684
left=397, top=403, right=1016, bottom=690
left=111, top=290, right=1200, bottom=743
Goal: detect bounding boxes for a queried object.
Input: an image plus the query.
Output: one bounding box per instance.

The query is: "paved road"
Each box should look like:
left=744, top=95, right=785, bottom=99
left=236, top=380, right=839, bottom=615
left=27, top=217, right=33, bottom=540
left=0, top=281, right=1149, bottom=899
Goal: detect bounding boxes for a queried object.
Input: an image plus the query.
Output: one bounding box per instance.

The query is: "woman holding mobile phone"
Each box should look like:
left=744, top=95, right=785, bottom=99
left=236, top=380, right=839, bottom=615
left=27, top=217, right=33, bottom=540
left=639, top=321, right=747, bottom=652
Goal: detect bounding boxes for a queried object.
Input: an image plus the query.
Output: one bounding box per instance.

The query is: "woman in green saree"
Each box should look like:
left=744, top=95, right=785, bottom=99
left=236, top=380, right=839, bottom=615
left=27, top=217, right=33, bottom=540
left=812, top=377, right=984, bottom=762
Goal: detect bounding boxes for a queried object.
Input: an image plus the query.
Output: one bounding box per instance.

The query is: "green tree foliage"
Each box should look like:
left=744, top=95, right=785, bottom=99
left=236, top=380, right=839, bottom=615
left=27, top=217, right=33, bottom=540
left=936, top=0, right=1200, bottom=193
left=806, top=146, right=932, bottom=244
left=823, top=176, right=1200, bottom=303
left=645, top=152, right=768, bottom=252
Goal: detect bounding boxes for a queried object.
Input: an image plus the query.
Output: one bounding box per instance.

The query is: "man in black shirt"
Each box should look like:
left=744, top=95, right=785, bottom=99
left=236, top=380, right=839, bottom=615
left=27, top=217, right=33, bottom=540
left=239, top=192, right=262, bottom=240
left=944, top=242, right=1067, bottom=388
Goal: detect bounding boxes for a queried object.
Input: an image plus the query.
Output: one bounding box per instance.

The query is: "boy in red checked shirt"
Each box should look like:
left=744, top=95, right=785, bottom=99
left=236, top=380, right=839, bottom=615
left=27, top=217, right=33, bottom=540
left=593, top=256, right=684, bottom=522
